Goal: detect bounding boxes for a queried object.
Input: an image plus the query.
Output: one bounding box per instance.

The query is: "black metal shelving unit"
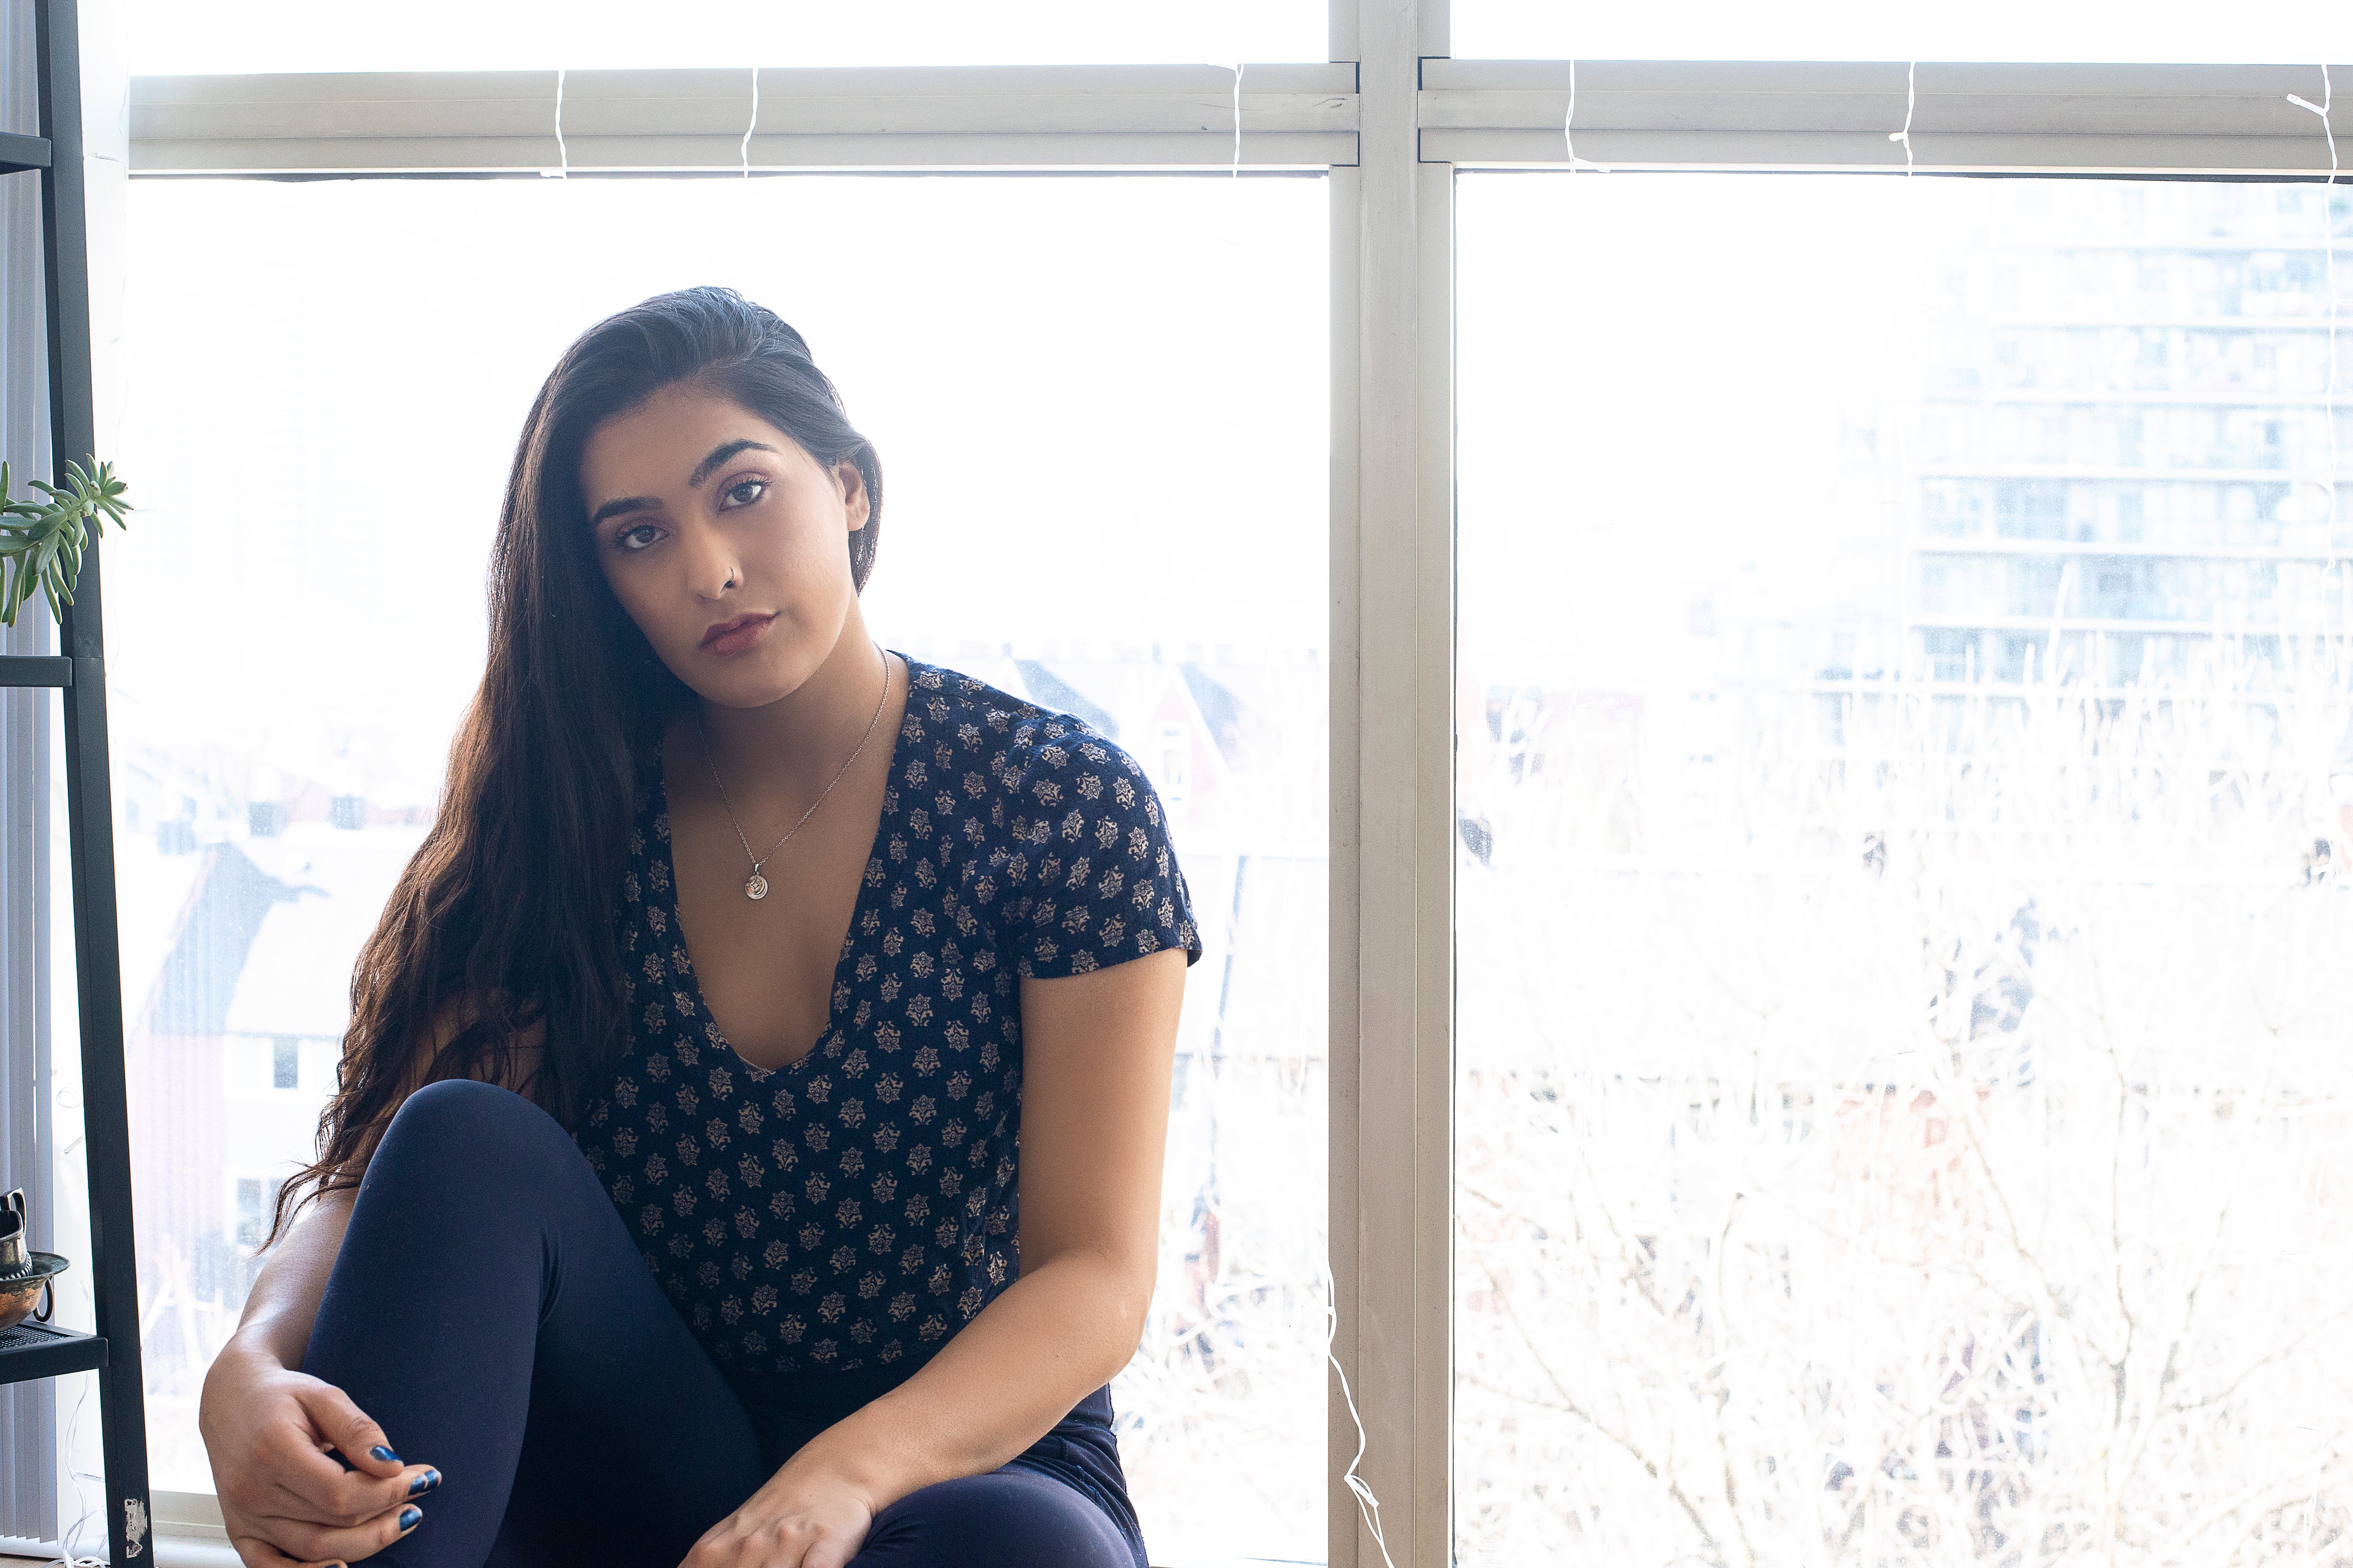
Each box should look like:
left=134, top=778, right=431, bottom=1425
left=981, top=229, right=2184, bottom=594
left=2, top=0, right=153, bottom=1559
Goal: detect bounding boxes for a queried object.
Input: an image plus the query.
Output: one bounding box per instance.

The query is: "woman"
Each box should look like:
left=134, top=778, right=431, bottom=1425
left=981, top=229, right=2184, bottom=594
left=196, top=285, right=1201, bottom=1568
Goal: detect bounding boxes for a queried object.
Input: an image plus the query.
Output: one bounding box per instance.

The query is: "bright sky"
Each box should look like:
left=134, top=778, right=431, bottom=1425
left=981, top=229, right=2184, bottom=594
left=1456, top=171, right=2350, bottom=707
left=1457, top=172, right=1931, bottom=693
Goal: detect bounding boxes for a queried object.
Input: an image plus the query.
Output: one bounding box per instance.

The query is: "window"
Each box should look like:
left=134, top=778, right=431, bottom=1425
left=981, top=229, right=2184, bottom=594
left=232, top=1177, right=276, bottom=1252
left=1154, top=725, right=1193, bottom=809
left=9, top=7, right=2340, bottom=1565
left=1456, top=171, right=2351, bottom=1564
left=110, top=170, right=1328, bottom=1562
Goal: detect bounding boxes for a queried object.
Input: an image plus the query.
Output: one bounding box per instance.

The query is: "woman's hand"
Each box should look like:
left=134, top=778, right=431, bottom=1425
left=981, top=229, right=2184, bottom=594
left=679, top=1457, right=878, bottom=1568
left=200, top=1337, right=441, bottom=1568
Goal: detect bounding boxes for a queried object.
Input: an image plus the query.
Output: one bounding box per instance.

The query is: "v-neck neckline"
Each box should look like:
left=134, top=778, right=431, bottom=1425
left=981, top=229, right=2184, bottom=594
left=649, top=650, right=919, bottom=1079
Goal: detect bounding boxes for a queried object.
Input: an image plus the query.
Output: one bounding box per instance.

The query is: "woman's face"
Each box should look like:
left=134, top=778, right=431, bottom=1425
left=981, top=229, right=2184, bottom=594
left=580, top=383, right=869, bottom=704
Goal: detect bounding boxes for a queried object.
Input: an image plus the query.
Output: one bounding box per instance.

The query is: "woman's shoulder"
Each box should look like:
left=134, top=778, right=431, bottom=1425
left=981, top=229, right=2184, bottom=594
left=893, top=655, right=1202, bottom=975
left=897, top=654, right=1155, bottom=797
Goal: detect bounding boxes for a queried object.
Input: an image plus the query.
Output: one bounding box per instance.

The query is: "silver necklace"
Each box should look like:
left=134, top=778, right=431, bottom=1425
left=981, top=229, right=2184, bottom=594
left=694, top=641, right=892, bottom=901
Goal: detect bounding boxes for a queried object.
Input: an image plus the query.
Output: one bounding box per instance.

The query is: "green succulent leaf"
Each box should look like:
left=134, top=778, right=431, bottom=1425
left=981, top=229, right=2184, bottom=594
left=0, top=453, right=134, bottom=628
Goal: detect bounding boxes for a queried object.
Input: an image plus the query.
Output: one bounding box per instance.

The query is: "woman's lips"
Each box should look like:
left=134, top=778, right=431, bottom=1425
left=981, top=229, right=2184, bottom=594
left=703, top=613, right=774, bottom=657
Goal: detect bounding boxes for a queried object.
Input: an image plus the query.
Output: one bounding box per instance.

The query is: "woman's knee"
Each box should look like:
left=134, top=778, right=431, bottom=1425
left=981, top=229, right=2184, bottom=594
left=856, top=1469, right=1139, bottom=1568
left=367, top=1077, right=585, bottom=1201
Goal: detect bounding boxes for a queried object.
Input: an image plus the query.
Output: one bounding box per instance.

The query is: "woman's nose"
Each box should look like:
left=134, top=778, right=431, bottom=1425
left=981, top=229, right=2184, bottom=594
left=680, top=524, right=742, bottom=598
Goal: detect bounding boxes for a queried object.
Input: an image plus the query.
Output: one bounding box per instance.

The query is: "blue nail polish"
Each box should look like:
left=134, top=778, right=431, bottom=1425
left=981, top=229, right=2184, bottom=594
left=370, top=1445, right=400, bottom=1464
left=408, top=1469, right=440, bottom=1497
left=398, top=1506, right=422, bottom=1532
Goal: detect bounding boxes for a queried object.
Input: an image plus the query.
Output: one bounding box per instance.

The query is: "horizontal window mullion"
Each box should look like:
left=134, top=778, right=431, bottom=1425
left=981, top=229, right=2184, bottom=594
left=1422, top=57, right=2349, bottom=173
left=133, top=58, right=2353, bottom=177
left=130, top=132, right=1357, bottom=175
left=129, top=62, right=1360, bottom=174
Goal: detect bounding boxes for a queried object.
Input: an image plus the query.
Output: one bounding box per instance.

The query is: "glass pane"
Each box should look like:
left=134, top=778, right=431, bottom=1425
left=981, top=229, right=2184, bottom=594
left=127, top=0, right=1324, bottom=73
left=115, top=172, right=1328, bottom=1565
left=1455, top=1, right=2353, bottom=62
left=1456, top=171, right=2353, bottom=1563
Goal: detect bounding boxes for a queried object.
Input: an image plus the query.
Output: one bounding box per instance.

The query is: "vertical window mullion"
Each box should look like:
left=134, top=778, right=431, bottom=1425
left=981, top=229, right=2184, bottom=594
left=1332, top=0, right=1455, bottom=1564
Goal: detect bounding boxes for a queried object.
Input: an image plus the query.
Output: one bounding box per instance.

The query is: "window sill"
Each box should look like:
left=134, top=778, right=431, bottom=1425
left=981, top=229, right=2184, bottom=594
left=140, top=1493, right=1250, bottom=1568
left=1, top=1547, right=238, bottom=1568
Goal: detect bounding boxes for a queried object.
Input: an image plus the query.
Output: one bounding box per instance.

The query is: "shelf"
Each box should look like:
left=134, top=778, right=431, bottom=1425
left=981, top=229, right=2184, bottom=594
left=18, top=2, right=156, bottom=1552
left=0, top=131, right=53, bottom=174
left=0, top=1320, right=107, bottom=1387
left=0, top=654, right=72, bottom=688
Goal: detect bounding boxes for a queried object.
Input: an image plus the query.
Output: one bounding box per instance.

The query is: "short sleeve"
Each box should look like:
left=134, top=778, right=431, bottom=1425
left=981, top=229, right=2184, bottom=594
left=994, top=714, right=1205, bottom=981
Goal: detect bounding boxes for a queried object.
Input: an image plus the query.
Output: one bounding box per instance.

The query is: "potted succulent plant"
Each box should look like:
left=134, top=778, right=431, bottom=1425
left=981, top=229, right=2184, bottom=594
left=0, top=1186, right=66, bottom=1331
left=0, top=456, right=132, bottom=626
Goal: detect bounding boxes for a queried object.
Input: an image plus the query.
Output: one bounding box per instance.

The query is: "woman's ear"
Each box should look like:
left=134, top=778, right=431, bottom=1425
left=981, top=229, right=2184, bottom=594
left=835, top=458, right=871, bottom=534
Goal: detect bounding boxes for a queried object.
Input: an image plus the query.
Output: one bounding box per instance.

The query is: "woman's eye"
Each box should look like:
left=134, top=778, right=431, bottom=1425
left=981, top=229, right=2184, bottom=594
left=722, top=477, right=768, bottom=509
left=618, top=523, right=662, bottom=551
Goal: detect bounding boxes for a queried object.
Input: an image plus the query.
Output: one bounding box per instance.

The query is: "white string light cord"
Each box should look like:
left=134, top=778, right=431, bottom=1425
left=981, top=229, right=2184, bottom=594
left=1208, top=54, right=1394, bottom=1565
left=1203, top=60, right=1249, bottom=450
left=44, top=1358, right=103, bottom=1567
left=1316, top=1254, right=1401, bottom=1568
left=1561, top=58, right=1611, bottom=173
left=538, top=66, right=766, bottom=181
left=1890, top=57, right=1915, bottom=175
left=551, top=66, right=569, bottom=178
left=34, top=1103, right=102, bottom=1567
left=1201, top=63, right=1245, bottom=252
left=741, top=65, right=762, bottom=179
left=1884, top=60, right=1927, bottom=660
left=1230, top=60, right=1244, bottom=178
left=2287, top=68, right=2341, bottom=580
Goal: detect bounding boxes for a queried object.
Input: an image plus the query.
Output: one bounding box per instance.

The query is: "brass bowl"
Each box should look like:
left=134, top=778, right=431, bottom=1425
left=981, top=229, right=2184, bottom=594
left=0, top=1253, right=70, bottom=1334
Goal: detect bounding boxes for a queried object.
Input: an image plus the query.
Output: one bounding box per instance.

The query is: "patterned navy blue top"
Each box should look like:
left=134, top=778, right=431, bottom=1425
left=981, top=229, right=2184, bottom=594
left=575, top=655, right=1203, bottom=1380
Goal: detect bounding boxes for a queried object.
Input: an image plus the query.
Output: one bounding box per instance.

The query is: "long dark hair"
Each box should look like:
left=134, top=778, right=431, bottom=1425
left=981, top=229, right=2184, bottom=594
left=268, top=286, right=883, bottom=1244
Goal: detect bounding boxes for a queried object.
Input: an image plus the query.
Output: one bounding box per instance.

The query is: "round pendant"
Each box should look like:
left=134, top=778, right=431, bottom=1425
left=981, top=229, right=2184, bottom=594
left=745, top=873, right=769, bottom=901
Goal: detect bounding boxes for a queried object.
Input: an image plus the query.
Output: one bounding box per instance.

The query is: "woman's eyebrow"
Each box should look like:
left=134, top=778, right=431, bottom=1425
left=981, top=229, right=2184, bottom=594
left=589, top=439, right=782, bottom=527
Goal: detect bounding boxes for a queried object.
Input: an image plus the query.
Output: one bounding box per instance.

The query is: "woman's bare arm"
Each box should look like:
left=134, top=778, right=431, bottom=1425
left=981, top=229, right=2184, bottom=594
left=226, top=1186, right=354, bottom=1372
left=821, top=948, right=1187, bottom=1493
left=676, top=946, right=1187, bottom=1568
left=199, top=1184, right=442, bottom=1568
left=200, top=1010, right=543, bottom=1568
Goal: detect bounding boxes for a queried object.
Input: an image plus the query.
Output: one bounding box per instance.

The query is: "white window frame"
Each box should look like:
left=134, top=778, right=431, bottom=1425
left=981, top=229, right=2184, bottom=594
left=82, top=4, right=2348, bottom=1562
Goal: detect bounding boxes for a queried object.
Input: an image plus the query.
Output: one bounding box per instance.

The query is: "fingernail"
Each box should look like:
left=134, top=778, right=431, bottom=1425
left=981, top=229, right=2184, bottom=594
left=398, top=1505, right=422, bottom=1532
left=408, top=1469, right=441, bottom=1496
left=370, top=1445, right=400, bottom=1464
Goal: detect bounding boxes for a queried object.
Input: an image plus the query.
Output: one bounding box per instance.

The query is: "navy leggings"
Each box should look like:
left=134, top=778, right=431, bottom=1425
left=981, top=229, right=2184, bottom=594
left=300, top=1079, right=1148, bottom=1568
